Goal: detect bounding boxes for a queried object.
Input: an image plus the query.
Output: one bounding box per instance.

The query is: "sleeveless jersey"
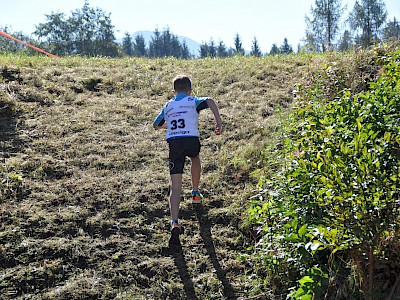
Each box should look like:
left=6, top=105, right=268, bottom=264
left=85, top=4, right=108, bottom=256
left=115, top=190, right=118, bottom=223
left=165, top=96, right=199, bottom=140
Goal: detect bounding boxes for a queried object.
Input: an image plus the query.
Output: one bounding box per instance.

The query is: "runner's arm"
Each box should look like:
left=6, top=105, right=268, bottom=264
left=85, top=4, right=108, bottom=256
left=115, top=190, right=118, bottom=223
left=206, top=98, right=223, bottom=135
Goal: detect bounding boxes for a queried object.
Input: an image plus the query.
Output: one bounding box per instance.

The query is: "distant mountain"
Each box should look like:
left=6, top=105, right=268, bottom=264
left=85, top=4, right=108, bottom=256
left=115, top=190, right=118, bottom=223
left=131, top=31, right=201, bottom=57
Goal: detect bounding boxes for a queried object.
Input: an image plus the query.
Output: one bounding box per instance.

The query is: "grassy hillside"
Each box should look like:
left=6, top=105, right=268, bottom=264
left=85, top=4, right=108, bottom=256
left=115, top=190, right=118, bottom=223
left=0, top=54, right=308, bottom=299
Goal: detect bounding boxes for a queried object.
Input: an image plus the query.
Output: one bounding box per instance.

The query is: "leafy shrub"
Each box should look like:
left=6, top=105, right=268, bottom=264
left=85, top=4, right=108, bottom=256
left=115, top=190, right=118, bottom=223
left=248, top=45, right=400, bottom=299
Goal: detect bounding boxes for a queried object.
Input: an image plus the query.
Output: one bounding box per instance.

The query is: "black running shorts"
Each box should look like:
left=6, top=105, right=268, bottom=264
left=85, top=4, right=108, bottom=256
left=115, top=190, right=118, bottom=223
left=167, top=137, right=201, bottom=174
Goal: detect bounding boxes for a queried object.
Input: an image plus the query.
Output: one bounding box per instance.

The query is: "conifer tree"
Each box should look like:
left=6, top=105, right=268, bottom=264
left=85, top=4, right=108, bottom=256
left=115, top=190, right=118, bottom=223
left=280, top=37, right=293, bottom=54
left=199, top=42, right=209, bottom=58
left=382, top=17, right=400, bottom=41
left=208, top=39, right=217, bottom=58
left=217, top=40, right=228, bottom=57
left=269, top=43, right=280, bottom=55
left=148, top=28, right=163, bottom=57
left=133, top=34, right=146, bottom=57
left=250, top=37, right=262, bottom=57
left=234, top=33, right=245, bottom=55
left=181, top=40, right=191, bottom=59
left=122, top=32, right=133, bottom=56
left=305, top=0, right=345, bottom=52
left=338, top=30, right=353, bottom=51
left=170, top=34, right=181, bottom=58
left=348, top=0, right=387, bottom=47
left=161, top=27, right=172, bottom=56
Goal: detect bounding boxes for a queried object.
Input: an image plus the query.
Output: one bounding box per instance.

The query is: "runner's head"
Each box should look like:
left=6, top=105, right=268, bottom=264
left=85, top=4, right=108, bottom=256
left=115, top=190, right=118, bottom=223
left=173, top=75, right=191, bottom=94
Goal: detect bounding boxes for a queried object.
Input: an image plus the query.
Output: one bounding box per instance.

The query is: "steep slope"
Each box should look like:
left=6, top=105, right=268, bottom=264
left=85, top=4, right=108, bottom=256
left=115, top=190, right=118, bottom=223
left=0, top=55, right=307, bottom=299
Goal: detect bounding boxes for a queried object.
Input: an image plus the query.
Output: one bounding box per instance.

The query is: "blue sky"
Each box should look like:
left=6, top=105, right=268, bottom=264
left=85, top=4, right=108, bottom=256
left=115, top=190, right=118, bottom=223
left=1, top=0, right=399, bottom=52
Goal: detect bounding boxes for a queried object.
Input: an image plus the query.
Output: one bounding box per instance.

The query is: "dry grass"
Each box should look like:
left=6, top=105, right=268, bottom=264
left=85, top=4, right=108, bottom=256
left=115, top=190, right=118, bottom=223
left=0, top=54, right=308, bottom=299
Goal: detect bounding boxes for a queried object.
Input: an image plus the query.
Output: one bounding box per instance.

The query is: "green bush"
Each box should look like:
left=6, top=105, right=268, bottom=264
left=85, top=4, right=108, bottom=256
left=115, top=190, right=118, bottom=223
left=248, top=45, right=400, bottom=299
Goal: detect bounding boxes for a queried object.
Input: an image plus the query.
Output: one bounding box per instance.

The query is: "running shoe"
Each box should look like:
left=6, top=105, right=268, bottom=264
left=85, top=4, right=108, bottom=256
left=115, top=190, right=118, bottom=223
left=192, top=191, right=203, bottom=204
left=169, top=220, right=183, bottom=247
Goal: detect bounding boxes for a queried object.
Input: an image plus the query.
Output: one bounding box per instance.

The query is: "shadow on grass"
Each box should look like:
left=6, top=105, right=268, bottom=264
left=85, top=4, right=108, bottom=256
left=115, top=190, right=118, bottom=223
left=161, top=204, right=237, bottom=299
left=195, top=204, right=237, bottom=299
left=162, top=238, right=198, bottom=299
left=170, top=242, right=199, bottom=300
left=0, top=99, right=20, bottom=151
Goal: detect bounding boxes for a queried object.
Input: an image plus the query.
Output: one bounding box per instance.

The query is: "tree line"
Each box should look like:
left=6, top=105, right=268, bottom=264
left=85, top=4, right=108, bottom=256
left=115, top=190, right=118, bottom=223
left=0, top=0, right=399, bottom=58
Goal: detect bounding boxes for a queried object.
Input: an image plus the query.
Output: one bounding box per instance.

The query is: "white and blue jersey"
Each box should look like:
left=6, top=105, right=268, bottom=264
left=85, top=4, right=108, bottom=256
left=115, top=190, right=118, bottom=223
left=154, top=93, right=209, bottom=140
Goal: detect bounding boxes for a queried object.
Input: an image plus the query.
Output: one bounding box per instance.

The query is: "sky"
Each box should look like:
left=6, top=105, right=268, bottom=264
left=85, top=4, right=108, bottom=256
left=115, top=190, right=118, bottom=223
left=1, top=0, right=399, bottom=53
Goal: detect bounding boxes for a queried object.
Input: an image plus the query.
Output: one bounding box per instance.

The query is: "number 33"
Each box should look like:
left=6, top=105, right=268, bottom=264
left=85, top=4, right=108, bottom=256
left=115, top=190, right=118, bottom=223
left=170, top=119, right=185, bottom=130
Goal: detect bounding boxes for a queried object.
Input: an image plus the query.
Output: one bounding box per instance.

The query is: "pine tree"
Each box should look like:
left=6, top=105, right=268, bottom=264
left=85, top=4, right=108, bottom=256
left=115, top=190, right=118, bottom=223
left=122, top=32, right=133, bottom=56
left=217, top=40, right=228, bottom=57
left=234, top=33, right=245, bottom=55
left=297, top=43, right=302, bottom=53
left=170, top=34, right=181, bottom=58
left=338, top=30, right=353, bottom=51
left=161, top=27, right=172, bottom=56
left=199, top=42, right=209, bottom=58
left=280, top=37, right=293, bottom=54
left=133, top=34, right=146, bottom=57
left=348, top=0, right=387, bottom=47
left=148, top=28, right=163, bottom=57
left=269, top=43, right=280, bottom=55
left=250, top=37, right=262, bottom=57
left=382, top=17, right=400, bottom=41
left=181, top=40, right=191, bottom=59
left=305, top=0, right=345, bottom=52
left=208, top=39, right=217, bottom=58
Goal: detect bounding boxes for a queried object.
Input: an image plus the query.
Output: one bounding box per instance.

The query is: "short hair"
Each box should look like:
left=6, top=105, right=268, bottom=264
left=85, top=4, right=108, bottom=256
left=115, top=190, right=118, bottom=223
left=173, top=75, right=191, bottom=92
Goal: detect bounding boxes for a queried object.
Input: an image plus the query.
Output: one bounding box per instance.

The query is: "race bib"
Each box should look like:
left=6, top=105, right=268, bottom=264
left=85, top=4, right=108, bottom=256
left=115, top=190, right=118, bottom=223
left=165, top=96, right=199, bottom=140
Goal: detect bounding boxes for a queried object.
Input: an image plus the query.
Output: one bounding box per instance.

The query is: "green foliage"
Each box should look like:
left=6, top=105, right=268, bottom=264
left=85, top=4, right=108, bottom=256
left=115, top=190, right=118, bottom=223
left=250, top=37, right=262, bottom=57
left=234, top=33, right=245, bottom=56
left=0, top=27, right=41, bottom=55
left=148, top=27, right=191, bottom=59
left=348, top=0, right=388, bottom=47
left=33, top=1, right=118, bottom=56
left=248, top=45, right=400, bottom=299
left=0, top=53, right=308, bottom=298
left=0, top=167, right=24, bottom=202
left=280, top=37, right=294, bottom=54
left=305, top=0, right=345, bottom=52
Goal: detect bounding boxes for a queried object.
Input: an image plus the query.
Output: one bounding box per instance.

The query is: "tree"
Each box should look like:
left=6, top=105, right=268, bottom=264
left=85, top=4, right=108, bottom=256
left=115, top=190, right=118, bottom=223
left=161, top=27, right=173, bottom=56
left=208, top=39, right=217, bottom=58
left=148, top=28, right=162, bottom=57
left=382, top=17, right=400, bottom=41
left=33, top=12, right=71, bottom=55
left=269, top=43, right=280, bottom=55
left=133, top=34, right=146, bottom=57
left=217, top=40, right=228, bottom=57
left=181, top=40, right=191, bottom=59
left=280, top=37, right=293, bottom=54
left=234, top=33, right=245, bottom=55
left=122, top=32, right=133, bottom=56
left=338, top=29, right=353, bottom=51
left=303, top=33, right=319, bottom=52
left=68, top=0, right=117, bottom=56
left=348, top=0, right=387, bottom=47
left=170, top=34, right=181, bottom=58
left=250, top=37, right=262, bottom=57
left=0, top=27, right=41, bottom=55
left=148, top=27, right=188, bottom=58
left=297, top=43, right=302, bottom=53
left=33, top=1, right=118, bottom=56
left=199, top=42, right=209, bottom=58
left=305, top=0, right=346, bottom=52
